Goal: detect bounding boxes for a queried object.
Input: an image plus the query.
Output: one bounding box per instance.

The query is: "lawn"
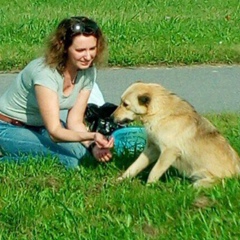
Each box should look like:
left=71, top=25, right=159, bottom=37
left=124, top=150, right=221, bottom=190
left=0, top=0, right=240, bottom=71
left=0, top=113, right=239, bottom=239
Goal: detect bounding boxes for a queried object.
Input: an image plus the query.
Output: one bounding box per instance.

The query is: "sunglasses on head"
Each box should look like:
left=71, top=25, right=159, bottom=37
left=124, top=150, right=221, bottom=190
left=70, top=18, right=99, bottom=36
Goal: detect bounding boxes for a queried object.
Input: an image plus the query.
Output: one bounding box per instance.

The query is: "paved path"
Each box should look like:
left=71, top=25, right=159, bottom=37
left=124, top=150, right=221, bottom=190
left=0, top=65, right=239, bottom=113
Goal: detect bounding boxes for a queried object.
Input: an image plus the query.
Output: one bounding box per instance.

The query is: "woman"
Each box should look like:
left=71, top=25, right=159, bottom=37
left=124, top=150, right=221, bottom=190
left=0, top=16, right=114, bottom=168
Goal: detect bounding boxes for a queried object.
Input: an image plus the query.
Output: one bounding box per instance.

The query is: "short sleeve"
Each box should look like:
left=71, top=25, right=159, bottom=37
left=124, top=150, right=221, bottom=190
left=33, top=67, right=60, bottom=93
left=81, top=66, right=96, bottom=90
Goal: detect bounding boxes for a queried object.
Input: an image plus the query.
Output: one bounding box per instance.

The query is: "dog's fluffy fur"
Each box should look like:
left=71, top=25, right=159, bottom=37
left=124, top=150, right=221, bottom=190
left=113, top=82, right=240, bottom=187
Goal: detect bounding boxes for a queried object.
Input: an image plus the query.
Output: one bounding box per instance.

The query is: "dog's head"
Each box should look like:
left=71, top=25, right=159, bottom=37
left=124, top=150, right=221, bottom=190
left=113, top=81, right=197, bottom=126
left=112, top=82, right=165, bottom=124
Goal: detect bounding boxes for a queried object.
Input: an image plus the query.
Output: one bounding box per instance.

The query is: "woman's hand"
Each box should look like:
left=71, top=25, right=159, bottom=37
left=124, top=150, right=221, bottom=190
left=92, top=136, right=114, bottom=162
left=94, top=132, right=114, bottom=148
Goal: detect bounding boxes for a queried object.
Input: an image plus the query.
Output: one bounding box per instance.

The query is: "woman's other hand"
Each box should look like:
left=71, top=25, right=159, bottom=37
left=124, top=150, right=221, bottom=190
left=92, top=136, right=114, bottom=162
left=94, top=133, right=114, bottom=149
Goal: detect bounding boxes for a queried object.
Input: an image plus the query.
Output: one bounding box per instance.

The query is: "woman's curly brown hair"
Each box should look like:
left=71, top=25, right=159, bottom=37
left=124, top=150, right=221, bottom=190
left=44, top=16, right=108, bottom=73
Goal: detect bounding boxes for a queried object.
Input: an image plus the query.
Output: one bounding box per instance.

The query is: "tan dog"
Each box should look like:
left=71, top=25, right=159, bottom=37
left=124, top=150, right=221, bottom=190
left=113, top=82, right=240, bottom=187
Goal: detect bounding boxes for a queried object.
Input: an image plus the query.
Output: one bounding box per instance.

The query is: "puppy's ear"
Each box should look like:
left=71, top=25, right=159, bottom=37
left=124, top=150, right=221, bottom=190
left=138, top=94, right=151, bottom=106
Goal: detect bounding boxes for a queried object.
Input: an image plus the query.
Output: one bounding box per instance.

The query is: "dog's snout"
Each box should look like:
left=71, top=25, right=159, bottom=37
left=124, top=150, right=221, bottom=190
left=114, top=117, right=132, bottom=125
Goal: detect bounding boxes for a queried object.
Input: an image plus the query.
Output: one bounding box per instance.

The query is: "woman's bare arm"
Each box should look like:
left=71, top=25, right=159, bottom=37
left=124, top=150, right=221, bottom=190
left=35, top=85, right=108, bottom=146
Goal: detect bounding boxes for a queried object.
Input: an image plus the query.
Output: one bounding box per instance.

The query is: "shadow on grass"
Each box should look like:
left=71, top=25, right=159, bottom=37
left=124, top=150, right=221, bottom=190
left=81, top=148, right=190, bottom=185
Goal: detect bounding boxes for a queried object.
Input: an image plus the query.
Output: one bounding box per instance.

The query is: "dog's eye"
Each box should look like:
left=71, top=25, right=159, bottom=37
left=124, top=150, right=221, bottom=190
left=122, top=102, right=128, bottom=107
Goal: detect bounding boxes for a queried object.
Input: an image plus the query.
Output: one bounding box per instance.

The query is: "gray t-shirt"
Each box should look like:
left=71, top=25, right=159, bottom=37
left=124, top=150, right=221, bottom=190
left=0, top=58, right=95, bottom=126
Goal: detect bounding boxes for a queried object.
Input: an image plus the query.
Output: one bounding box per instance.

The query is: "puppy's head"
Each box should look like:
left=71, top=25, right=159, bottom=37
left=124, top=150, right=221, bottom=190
left=112, top=82, right=152, bottom=124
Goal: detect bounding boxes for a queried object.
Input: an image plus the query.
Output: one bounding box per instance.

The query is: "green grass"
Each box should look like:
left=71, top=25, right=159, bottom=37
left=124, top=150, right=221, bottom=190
left=0, top=0, right=240, bottom=71
left=0, top=113, right=239, bottom=239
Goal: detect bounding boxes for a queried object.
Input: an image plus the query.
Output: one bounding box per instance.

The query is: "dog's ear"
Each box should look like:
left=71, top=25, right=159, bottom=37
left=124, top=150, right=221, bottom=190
left=138, top=94, right=151, bottom=106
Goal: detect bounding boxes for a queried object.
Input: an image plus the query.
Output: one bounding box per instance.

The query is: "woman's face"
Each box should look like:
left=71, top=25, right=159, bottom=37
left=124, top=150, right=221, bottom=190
left=67, top=35, right=97, bottom=70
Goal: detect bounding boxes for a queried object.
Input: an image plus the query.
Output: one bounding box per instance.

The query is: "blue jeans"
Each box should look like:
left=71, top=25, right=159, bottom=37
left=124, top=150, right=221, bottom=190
left=0, top=120, right=89, bottom=168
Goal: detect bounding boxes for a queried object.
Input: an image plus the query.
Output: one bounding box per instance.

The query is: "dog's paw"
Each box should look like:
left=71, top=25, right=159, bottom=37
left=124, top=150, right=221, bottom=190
left=146, top=181, right=158, bottom=187
left=193, top=178, right=216, bottom=188
left=117, top=176, right=124, bottom=181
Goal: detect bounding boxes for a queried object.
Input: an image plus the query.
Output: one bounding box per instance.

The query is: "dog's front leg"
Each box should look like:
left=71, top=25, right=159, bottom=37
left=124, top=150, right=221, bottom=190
left=118, top=146, right=159, bottom=180
left=147, top=147, right=181, bottom=183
